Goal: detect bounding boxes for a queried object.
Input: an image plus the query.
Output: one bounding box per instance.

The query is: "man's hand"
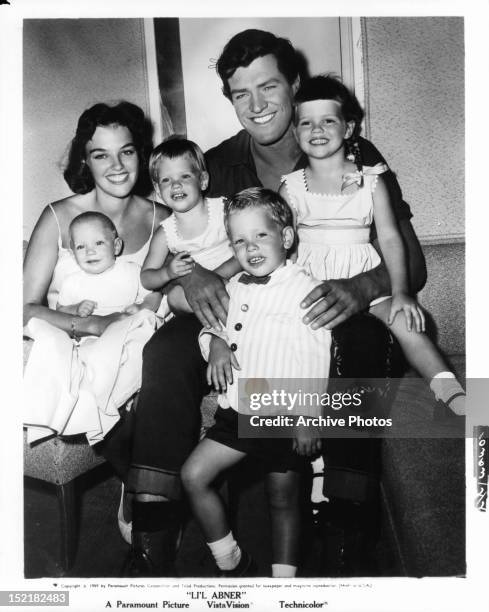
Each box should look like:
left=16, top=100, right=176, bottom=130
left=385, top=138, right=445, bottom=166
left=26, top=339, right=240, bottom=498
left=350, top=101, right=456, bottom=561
left=178, top=263, right=229, bottom=329
left=293, top=427, right=322, bottom=456
left=301, top=276, right=374, bottom=330
left=207, top=336, right=240, bottom=392
left=76, top=299, right=97, bottom=318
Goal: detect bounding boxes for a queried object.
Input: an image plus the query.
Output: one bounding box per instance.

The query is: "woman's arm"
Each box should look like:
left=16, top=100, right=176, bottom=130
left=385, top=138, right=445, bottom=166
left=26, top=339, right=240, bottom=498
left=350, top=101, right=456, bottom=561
left=23, top=206, right=126, bottom=336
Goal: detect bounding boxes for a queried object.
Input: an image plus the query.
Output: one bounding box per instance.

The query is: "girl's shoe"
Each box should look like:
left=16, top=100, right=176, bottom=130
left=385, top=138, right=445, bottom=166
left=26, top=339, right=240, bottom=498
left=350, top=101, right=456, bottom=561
left=118, top=484, right=132, bottom=545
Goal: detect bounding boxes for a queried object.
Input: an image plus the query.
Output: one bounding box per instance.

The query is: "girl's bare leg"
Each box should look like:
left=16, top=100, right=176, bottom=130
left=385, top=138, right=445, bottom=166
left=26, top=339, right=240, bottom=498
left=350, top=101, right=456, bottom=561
left=370, top=299, right=449, bottom=378
left=369, top=299, right=465, bottom=414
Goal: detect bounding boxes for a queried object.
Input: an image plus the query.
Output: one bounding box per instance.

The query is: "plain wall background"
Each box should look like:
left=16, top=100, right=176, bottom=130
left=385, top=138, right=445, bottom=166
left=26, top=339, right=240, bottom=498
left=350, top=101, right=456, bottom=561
left=360, top=17, right=465, bottom=352
left=23, top=19, right=150, bottom=240
left=363, top=17, right=464, bottom=243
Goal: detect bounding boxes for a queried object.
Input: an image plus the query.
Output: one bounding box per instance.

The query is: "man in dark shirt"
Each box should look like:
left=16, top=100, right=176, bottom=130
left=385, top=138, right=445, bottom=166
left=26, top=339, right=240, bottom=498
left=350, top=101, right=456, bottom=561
left=124, top=28, right=426, bottom=577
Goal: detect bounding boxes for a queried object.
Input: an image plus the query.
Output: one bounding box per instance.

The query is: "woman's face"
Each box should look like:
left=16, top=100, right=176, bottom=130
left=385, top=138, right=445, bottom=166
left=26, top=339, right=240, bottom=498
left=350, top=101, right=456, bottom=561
left=84, top=124, right=139, bottom=199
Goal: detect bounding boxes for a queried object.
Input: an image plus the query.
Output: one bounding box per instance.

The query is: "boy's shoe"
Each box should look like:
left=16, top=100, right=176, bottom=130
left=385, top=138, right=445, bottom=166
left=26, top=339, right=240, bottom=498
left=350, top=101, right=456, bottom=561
left=217, top=550, right=257, bottom=578
left=122, top=528, right=180, bottom=578
left=312, top=498, right=379, bottom=577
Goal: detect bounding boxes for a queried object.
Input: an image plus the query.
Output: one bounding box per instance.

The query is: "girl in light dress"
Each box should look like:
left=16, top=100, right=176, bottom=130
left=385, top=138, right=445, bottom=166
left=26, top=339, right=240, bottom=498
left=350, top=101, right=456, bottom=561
left=280, top=75, right=465, bottom=417
left=279, top=75, right=465, bottom=505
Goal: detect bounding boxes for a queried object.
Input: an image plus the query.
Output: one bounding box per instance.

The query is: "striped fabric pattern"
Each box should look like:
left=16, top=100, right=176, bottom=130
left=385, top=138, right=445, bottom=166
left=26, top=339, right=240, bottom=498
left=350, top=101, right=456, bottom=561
left=200, top=262, right=331, bottom=414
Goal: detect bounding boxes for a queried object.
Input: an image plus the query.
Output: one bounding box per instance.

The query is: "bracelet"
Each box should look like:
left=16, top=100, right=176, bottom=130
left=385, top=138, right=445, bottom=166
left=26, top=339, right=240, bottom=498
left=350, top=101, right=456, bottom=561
left=70, top=317, right=81, bottom=343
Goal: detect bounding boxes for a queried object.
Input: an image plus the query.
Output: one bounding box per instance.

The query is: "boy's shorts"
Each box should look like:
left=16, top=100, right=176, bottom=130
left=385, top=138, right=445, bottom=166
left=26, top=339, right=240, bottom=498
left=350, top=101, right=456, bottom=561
left=205, top=406, right=306, bottom=473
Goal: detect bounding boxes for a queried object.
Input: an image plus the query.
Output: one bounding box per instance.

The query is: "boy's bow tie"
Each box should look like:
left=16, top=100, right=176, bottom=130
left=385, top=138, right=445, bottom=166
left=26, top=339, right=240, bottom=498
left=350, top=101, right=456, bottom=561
left=238, top=273, right=271, bottom=285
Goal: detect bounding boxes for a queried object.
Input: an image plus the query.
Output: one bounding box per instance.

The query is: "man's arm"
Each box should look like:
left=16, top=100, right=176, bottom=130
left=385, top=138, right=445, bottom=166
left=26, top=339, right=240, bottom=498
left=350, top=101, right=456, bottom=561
left=381, top=217, right=427, bottom=294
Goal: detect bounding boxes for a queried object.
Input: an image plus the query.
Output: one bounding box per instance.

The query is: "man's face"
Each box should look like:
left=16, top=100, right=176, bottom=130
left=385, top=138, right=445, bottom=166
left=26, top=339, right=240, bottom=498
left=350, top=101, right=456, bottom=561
left=227, top=54, right=299, bottom=146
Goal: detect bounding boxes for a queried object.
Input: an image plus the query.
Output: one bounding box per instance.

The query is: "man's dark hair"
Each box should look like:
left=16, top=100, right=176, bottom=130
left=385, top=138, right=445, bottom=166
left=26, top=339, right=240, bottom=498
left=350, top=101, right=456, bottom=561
left=216, top=29, right=301, bottom=100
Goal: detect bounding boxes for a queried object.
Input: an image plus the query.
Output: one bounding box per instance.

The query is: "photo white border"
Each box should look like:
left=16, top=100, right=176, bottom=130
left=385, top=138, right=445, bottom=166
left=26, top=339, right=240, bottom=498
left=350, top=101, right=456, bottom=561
left=2, top=0, right=487, bottom=610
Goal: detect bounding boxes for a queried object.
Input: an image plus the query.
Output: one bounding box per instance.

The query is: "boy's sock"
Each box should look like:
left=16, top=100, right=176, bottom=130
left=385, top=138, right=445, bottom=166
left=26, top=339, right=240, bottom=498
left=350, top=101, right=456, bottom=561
left=430, top=372, right=465, bottom=415
left=271, top=564, right=297, bottom=578
left=311, top=456, right=329, bottom=504
left=207, top=532, right=242, bottom=571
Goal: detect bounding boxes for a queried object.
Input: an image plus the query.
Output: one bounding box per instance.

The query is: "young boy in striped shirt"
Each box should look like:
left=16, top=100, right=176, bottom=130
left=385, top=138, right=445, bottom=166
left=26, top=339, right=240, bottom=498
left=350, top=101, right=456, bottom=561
left=181, top=187, right=331, bottom=578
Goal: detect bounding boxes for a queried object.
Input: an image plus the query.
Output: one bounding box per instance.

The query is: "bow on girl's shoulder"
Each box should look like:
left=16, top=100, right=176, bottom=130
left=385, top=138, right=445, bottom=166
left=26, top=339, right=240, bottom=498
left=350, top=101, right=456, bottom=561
left=341, top=162, right=389, bottom=191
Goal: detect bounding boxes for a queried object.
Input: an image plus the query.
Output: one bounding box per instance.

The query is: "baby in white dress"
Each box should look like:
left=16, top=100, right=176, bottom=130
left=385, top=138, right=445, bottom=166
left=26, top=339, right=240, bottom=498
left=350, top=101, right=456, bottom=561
left=57, top=211, right=158, bottom=318
left=24, top=212, right=160, bottom=444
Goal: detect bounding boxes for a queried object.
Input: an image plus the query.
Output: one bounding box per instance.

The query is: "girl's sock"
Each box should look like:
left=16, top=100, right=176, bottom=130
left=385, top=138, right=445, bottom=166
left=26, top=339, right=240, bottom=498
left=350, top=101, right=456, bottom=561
left=207, top=532, right=242, bottom=571
left=430, top=372, right=465, bottom=415
left=272, top=564, right=297, bottom=578
left=311, top=456, right=329, bottom=504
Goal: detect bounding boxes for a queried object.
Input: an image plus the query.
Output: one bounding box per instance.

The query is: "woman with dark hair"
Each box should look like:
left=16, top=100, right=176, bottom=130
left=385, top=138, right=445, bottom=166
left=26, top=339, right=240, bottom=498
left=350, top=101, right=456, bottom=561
left=23, top=102, right=169, bottom=542
left=23, top=101, right=168, bottom=337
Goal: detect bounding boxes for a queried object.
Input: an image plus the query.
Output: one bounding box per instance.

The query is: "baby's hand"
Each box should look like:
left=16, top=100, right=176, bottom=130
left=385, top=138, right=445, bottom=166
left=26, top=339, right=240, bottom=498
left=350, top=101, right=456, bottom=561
left=77, top=300, right=97, bottom=317
left=168, top=251, right=194, bottom=280
left=207, top=336, right=240, bottom=393
left=123, top=303, right=142, bottom=315
left=293, top=427, right=322, bottom=457
left=388, top=293, right=425, bottom=332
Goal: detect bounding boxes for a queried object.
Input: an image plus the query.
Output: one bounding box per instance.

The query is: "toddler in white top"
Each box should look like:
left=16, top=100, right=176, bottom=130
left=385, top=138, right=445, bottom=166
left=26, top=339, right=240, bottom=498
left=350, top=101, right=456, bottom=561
left=141, top=137, right=234, bottom=315
left=280, top=75, right=465, bottom=418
